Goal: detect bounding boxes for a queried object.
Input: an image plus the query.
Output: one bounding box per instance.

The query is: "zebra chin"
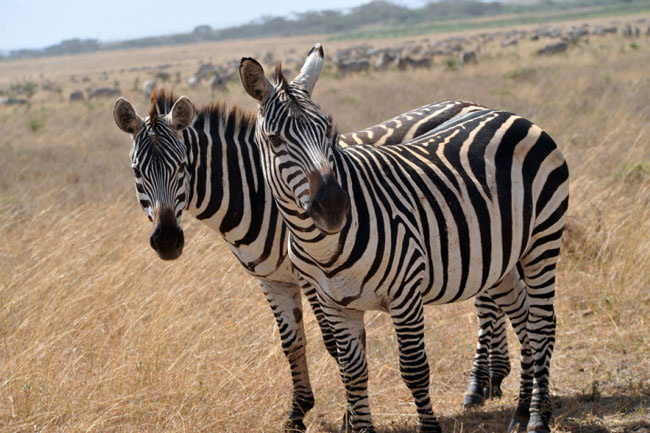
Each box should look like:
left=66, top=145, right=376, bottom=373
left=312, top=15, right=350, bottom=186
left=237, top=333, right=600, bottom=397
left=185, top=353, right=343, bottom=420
left=307, top=207, right=348, bottom=234
left=306, top=191, right=349, bottom=235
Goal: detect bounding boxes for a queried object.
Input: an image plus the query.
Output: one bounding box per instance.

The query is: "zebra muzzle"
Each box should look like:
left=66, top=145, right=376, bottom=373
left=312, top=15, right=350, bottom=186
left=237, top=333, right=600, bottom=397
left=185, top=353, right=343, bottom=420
left=307, top=173, right=349, bottom=234
left=150, top=206, right=184, bottom=260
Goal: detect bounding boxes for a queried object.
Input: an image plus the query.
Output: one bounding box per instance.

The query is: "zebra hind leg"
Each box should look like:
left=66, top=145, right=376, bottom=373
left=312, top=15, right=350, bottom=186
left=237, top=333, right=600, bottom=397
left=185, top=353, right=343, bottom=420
left=482, top=269, right=534, bottom=433
left=260, top=282, right=315, bottom=432
left=464, top=293, right=511, bottom=408
left=464, top=293, right=496, bottom=408
left=391, top=294, right=441, bottom=433
left=518, top=243, right=562, bottom=433
left=487, top=310, right=511, bottom=399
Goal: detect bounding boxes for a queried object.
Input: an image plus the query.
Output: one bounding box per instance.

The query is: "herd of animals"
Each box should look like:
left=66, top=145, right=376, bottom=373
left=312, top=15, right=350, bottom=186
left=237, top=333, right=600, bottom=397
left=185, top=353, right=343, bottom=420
left=1, top=18, right=648, bottom=107
left=110, top=36, right=571, bottom=433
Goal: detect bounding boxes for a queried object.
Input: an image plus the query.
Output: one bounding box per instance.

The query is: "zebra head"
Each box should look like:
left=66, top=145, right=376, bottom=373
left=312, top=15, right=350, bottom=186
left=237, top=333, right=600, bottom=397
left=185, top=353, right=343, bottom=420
left=240, top=44, right=349, bottom=234
left=113, top=93, right=195, bottom=260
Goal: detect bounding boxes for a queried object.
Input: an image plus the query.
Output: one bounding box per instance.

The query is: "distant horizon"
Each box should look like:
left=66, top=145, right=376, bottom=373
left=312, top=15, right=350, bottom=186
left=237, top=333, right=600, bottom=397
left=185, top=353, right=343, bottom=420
left=0, top=0, right=433, bottom=53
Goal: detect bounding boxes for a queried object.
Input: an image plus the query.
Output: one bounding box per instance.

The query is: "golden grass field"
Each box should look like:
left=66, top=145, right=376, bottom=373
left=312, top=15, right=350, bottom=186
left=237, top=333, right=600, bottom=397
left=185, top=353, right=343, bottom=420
left=1, top=15, right=649, bottom=433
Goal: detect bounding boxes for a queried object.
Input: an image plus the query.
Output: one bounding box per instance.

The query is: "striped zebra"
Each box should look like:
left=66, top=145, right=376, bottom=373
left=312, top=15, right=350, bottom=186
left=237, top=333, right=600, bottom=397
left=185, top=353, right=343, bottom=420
left=239, top=44, right=569, bottom=433
left=112, top=65, right=516, bottom=430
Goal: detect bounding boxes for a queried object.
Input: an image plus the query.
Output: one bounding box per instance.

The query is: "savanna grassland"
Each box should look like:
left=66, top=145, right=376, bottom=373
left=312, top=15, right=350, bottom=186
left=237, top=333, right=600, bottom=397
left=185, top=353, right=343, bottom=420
left=1, top=16, right=649, bottom=433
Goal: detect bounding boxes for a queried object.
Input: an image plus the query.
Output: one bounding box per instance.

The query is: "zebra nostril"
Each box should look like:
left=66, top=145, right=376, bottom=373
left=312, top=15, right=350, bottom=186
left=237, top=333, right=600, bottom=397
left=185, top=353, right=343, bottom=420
left=175, top=229, right=184, bottom=249
left=150, top=235, right=159, bottom=251
left=311, top=200, right=322, bottom=214
left=150, top=226, right=161, bottom=251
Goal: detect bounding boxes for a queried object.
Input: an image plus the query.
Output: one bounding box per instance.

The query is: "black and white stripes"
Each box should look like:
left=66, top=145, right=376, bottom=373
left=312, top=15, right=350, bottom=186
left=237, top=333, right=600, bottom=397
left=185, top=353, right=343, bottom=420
left=114, top=86, right=516, bottom=431
left=240, top=44, right=568, bottom=433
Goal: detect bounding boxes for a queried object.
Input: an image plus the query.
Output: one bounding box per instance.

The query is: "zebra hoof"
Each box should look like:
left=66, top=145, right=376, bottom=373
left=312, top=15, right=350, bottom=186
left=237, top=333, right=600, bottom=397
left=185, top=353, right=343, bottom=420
left=507, top=406, right=530, bottom=433
left=417, top=423, right=442, bottom=433
left=463, top=382, right=486, bottom=408
left=526, top=412, right=551, bottom=433
left=284, top=418, right=306, bottom=433
left=339, top=413, right=376, bottom=433
left=483, top=375, right=504, bottom=400
left=339, top=412, right=352, bottom=433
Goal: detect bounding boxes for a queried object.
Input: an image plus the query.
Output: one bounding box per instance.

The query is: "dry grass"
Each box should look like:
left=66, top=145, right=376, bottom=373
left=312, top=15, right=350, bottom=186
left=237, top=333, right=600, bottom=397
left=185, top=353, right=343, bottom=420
left=1, top=18, right=649, bottom=433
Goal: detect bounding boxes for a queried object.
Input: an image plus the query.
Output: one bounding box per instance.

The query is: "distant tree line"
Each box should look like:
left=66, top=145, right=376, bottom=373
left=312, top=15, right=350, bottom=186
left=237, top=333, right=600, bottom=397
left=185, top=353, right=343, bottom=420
left=2, top=0, right=648, bottom=60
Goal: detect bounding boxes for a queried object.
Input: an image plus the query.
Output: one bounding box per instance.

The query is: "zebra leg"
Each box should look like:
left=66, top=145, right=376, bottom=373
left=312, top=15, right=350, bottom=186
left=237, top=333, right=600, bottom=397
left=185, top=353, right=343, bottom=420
left=518, top=243, right=562, bottom=433
left=483, top=269, right=534, bottom=433
left=322, top=305, right=375, bottom=433
left=298, top=278, right=339, bottom=360
left=260, top=281, right=314, bottom=433
left=391, top=294, right=441, bottom=433
left=487, top=306, right=511, bottom=399
left=464, top=293, right=497, bottom=408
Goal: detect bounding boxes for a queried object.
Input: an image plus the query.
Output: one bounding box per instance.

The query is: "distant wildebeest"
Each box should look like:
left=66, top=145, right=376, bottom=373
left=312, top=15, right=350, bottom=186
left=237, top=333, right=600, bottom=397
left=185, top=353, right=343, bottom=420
left=88, top=87, right=121, bottom=99
left=142, top=80, right=157, bottom=99
left=374, top=51, right=395, bottom=70
left=194, top=62, right=215, bottom=80
left=501, top=36, right=518, bottom=47
left=458, top=50, right=477, bottom=66
left=209, top=73, right=227, bottom=94
left=594, top=25, right=618, bottom=36
left=69, top=90, right=85, bottom=102
left=537, top=41, right=569, bottom=55
left=186, top=75, right=199, bottom=88
left=395, top=55, right=431, bottom=71
left=336, top=58, right=370, bottom=76
left=41, top=81, right=61, bottom=93
left=0, top=97, right=27, bottom=106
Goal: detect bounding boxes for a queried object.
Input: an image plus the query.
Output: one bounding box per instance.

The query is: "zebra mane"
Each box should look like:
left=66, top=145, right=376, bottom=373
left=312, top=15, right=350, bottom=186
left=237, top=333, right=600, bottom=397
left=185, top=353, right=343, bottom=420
left=148, top=87, right=256, bottom=129
left=274, top=61, right=302, bottom=118
left=149, top=91, right=160, bottom=127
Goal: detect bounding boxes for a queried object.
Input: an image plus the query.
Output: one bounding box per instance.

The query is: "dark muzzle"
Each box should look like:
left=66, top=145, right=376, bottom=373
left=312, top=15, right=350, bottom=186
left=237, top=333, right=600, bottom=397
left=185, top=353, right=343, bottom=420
left=308, top=173, right=350, bottom=234
left=150, top=207, right=184, bottom=260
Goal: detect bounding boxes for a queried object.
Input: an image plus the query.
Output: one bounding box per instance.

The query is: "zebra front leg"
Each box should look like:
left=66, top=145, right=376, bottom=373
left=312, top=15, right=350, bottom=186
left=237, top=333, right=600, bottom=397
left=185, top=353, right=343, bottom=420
left=260, top=281, right=315, bottom=432
left=299, top=278, right=339, bottom=360
left=391, top=294, right=441, bottom=433
left=322, top=305, right=375, bottom=433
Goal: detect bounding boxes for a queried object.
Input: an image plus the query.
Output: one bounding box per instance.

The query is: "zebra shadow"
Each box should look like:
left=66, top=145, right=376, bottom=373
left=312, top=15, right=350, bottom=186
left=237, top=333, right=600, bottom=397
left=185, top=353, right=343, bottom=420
left=311, top=389, right=650, bottom=432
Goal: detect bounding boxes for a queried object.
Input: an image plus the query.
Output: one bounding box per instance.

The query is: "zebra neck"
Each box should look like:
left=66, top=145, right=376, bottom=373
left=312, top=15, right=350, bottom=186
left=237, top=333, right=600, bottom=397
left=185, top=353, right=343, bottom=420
left=183, top=107, right=268, bottom=245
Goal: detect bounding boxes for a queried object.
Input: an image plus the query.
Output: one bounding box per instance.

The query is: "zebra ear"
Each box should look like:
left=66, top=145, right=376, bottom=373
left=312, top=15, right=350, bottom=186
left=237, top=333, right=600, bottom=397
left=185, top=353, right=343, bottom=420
left=292, top=43, right=324, bottom=96
left=240, top=57, right=273, bottom=102
left=113, top=97, right=143, bottom=134
left=168, top=96, right=195, bottom=131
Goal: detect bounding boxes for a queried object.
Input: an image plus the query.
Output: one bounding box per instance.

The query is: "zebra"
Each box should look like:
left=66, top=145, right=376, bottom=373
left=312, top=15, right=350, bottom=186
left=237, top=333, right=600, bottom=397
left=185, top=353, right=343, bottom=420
left=239, top=43, right=569, bottom=433
left=112, top=58, right=517, bottom=431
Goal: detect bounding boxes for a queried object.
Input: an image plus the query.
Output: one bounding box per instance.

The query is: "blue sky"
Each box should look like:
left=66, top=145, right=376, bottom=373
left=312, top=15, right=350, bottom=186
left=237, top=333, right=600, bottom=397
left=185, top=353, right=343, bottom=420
left=0, top=0, right=426, bottom=52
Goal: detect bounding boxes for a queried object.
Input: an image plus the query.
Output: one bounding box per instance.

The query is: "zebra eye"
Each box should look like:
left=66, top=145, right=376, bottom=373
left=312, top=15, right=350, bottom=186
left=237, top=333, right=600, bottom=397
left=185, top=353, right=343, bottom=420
left=268, top=134, right=283, bottom=147
left=131, top=165, right=141, bottom=177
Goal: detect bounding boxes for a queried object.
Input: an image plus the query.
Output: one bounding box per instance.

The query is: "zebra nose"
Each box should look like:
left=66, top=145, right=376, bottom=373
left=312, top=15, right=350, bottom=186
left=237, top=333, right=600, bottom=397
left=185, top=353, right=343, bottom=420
left=150, top=225, right=184, bottom=260
left=312, top=175, right=349, bottom=212
left=309, top=174, right=349, bottom=234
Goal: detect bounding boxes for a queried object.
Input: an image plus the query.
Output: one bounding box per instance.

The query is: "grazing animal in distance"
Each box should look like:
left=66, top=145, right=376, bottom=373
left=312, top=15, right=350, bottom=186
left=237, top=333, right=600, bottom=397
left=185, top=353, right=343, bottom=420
left=142, top=80, right=157, bottom=99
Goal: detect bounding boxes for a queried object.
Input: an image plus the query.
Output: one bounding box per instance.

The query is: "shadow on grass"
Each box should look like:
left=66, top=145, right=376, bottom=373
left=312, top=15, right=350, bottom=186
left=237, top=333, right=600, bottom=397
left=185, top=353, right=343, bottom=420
left=312, top=388, right=650, bottom=432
